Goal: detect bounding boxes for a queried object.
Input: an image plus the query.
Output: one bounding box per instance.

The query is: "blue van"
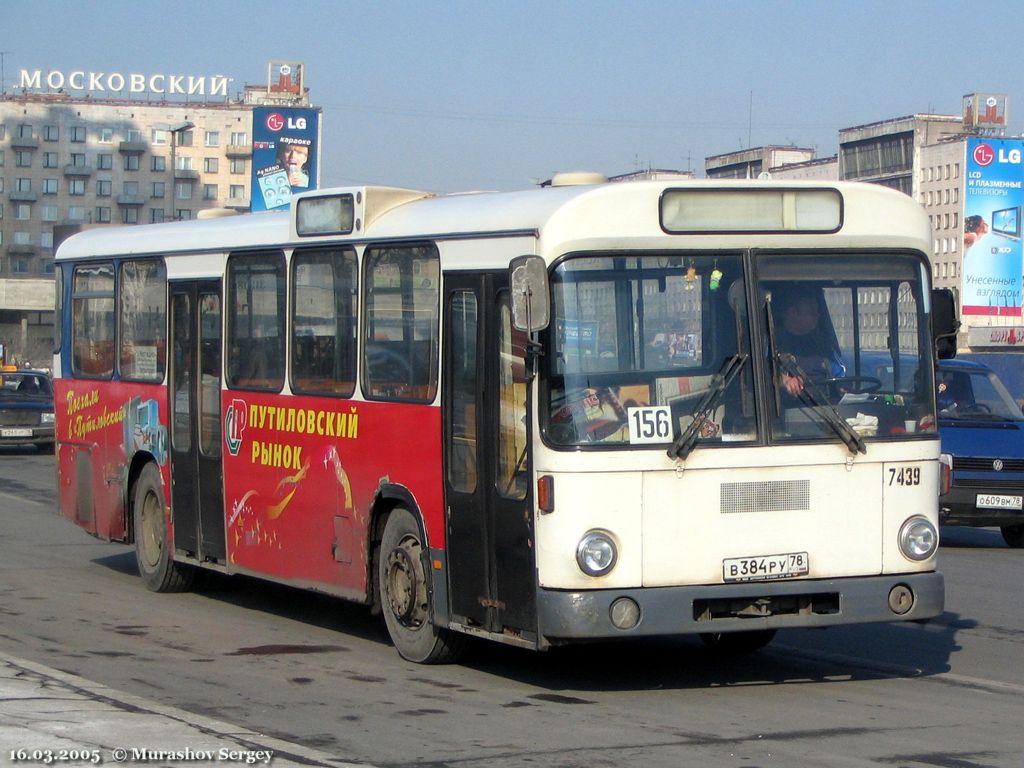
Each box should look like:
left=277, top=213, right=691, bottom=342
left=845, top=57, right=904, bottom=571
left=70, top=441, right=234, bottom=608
left=937, top=358, right=1024, bottom=547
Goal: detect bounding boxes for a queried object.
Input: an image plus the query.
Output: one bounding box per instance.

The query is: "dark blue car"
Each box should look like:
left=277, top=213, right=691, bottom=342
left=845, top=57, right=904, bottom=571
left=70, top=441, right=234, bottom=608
left=0, top=369, right=55, bottom=450
left=937, top=358, right=1024, bottom=547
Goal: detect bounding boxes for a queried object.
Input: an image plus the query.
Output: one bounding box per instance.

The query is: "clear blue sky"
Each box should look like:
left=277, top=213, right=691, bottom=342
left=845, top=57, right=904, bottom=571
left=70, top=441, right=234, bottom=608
left=5, top=0, right=1024, bottom=192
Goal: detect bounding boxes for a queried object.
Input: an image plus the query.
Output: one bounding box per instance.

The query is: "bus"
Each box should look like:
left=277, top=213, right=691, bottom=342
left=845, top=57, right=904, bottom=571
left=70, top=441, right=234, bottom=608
left=54, top=177, right=947, bottom=663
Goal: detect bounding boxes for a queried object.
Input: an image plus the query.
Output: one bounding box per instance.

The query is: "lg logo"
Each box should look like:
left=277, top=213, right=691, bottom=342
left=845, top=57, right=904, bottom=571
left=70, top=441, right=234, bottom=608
left=973, top=143, right=995, bottom=166
left=265, top=112, right=307, bottom=132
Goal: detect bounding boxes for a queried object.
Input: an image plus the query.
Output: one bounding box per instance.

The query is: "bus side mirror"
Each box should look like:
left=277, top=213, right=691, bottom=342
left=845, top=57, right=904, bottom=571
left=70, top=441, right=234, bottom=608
left=932, top=288, right=960, bottom=360
left=510, top=255, right=550, bottom=332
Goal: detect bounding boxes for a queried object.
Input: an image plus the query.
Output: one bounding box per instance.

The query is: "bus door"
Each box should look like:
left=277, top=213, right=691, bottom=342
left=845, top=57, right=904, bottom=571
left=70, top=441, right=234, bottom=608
left=444, top=272, right=536, bottom=639
left=169, top=281, right=226, bottom=563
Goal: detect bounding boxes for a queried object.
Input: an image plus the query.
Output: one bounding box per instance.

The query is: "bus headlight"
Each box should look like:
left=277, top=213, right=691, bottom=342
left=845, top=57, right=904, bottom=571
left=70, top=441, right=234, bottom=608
left=576, top=530, right=617, bottom=576
left=41, top=412, right=55, bottom=424
left=898, top=516, right=938, bottom=561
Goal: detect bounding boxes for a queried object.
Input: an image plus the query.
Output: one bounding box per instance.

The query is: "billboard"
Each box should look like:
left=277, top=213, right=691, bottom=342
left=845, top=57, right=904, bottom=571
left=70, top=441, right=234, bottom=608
left=962, top=138, right=1024, bottom=316
left=251, top=107, right=321, bottom=212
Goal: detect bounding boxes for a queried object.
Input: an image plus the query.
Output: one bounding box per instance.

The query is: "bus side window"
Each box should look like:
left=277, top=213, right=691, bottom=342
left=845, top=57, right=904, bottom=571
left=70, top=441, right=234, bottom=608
left=226, top=251, right=286, bottom=392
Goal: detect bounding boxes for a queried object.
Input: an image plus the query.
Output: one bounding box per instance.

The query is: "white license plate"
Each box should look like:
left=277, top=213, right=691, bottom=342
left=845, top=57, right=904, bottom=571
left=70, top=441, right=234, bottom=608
left=723, top=552, right=809, bottom=582
left=977, top=493, right=1023, bottom=510
left=1, top=428, right=32, bottom=438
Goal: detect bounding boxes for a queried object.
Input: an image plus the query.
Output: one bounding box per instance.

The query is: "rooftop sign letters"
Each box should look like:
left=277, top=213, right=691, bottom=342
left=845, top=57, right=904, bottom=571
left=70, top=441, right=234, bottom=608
left=18, top=69, right=234, bottom=97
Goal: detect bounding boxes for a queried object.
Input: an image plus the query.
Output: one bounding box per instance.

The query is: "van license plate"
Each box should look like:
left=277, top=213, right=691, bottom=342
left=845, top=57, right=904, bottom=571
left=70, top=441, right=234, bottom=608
left=976, top=494, right=1023, bottom=510
left=723, top=552, right=809, bottom=582
left=1, top=428, right=32, bottom=437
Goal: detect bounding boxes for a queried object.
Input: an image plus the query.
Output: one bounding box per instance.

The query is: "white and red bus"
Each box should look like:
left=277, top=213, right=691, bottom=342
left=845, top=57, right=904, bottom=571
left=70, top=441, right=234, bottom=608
left=55, top=178, right=946, bottom=662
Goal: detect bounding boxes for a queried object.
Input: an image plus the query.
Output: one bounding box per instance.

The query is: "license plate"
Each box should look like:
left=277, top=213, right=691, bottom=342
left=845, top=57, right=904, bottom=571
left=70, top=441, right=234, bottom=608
left=723, top=552, right=809, bottom=582
left=1, top=428, right=32, bottom=438
left=977, top=493, right=1023, bottom=510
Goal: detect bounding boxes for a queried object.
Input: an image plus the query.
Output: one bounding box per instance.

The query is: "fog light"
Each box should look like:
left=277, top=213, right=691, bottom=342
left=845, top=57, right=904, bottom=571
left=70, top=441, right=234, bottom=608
left=888, top=584, right=914, bottom=615
left=576, top=530, right=617, bottom=576
left=609, top=597, right=641, bottom=630
left=899, top=516, right=938, bottom=561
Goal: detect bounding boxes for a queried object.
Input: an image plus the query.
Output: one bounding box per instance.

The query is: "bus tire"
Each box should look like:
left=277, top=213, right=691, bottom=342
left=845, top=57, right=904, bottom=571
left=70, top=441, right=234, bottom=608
left=699, top=629, right=776, bottom=654
left=133, top=463, right=194, bottom=593
left=378, top=507, right=464, bottom=664
left=1001, top=524, right=1024, bottom=548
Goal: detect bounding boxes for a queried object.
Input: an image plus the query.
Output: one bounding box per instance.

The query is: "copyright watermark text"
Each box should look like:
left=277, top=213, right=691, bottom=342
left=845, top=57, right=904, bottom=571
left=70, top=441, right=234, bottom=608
left=9, top=747, right=274, bottom=764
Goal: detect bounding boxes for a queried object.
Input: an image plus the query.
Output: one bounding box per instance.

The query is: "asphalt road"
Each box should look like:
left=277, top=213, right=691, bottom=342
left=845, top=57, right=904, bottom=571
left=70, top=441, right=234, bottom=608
left=1, top=447, right=1022, bottom=767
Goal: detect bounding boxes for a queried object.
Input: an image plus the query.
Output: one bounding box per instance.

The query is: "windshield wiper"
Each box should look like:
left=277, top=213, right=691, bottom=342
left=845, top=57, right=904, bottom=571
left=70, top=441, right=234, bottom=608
left=668, top=353, right=747, bottom=461
left=776, top=353, right=866, bottom=455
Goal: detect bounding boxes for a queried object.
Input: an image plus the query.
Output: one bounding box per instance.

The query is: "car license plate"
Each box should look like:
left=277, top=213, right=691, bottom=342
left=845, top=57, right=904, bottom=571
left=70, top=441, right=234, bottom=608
left=976, top=493, right=1023, bottom=510
left=1, top=428, right=32, bottom=438
left=723, top=552, right=809, bottom=582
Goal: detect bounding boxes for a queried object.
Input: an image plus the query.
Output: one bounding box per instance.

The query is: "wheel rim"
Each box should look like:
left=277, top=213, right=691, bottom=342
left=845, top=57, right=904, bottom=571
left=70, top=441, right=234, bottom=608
left=385, top=534, right=426, bottom=629
left=139, top=489, right=163, bottom=569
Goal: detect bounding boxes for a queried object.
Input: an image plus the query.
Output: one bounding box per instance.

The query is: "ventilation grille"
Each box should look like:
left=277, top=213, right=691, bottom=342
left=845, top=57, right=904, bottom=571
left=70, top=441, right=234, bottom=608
left=721, top=479, right=810, bottom=514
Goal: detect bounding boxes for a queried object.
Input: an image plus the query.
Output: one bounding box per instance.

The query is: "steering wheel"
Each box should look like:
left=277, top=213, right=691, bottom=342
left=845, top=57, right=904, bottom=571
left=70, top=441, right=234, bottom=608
left=820, top=375, right=883, bottom=395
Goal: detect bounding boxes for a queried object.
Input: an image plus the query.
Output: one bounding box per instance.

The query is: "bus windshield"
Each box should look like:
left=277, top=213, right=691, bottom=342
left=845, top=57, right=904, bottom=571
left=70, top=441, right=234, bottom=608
left=544, top=251, right=935, bottom=449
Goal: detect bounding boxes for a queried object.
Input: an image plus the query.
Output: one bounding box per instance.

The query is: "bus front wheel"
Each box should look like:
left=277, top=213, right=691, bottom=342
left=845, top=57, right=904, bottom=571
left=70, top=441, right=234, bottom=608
left=378, top=507, right=464, bottom=664
left=133, top=463, right=194, bottom=593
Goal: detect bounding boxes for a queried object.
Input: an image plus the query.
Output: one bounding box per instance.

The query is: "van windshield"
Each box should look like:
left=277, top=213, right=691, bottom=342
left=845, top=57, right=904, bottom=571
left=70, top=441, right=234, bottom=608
left=937, top=366, right=1024, bottom=422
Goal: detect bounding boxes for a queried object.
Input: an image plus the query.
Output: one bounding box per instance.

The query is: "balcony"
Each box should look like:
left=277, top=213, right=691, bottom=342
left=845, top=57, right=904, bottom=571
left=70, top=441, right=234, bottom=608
left=118, top=140, right=147, bottom=154
left=8, top=191, right=38, bottom=203
left=8, top=243, right=36, bottom=254
left=116, top=195, right=145, bottom=206
left=225, top=143, right=253, bottom=158
left=227, top=196, right=251, bottom=210
left=173, top=168, right=200, bottom=180
left=64, top=164, right=95, bottom=177
left=10, top=136, right=39, bottom=150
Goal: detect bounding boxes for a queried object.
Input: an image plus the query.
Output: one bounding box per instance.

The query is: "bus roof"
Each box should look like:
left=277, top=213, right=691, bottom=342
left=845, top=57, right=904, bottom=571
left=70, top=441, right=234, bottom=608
left=55, top=179, right=932, bottom=261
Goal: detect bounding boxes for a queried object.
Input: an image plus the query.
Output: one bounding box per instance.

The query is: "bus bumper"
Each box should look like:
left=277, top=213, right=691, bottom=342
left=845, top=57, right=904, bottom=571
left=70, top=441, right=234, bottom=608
left=536, top=571, right=944, bottom=642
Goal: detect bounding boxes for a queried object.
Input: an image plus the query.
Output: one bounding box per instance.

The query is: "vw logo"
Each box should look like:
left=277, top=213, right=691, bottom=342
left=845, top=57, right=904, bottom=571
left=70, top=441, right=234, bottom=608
left=993, top=459, right=1004, bottom=471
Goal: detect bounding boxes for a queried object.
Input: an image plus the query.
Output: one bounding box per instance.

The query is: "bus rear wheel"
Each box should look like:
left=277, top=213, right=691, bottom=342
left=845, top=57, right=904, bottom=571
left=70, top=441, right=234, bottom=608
left=378, top=507, right=464, bottom=664
left=700, top=629, right=776, bottom=654
left=133, top=463, right=194, bottom=593
left=1001, top=524, right=1024, bottom=548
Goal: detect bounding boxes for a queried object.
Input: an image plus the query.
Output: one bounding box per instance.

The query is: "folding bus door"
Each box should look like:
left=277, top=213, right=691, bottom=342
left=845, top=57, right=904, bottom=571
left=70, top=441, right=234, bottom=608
left=443, top=271, right=536, bottom=639
left=169, top=281, right=226, bottom=563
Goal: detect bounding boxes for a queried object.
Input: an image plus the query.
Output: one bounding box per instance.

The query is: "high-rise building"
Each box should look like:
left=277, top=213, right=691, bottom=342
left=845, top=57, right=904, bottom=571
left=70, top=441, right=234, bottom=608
left=0, top=61, right=319, bottom=366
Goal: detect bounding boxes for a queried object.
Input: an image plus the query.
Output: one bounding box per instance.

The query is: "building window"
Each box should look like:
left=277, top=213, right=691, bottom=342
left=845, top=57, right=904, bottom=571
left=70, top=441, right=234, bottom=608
left=152, top=129, right=168, bottom=146
left=42, top=206, right=58, bottom=222
left=203, top=184, right=218, bottom=200
left=229, top=184, right=245, bottom=199
left=99, top=127, right=114, bottom=144
left=15, top=151, right=32, bottom=167
left=96, top=179, right=112, bottom=197
left=176, top=181, right=193, bottom=200
left=69, top=179, right=87, bottom=196
left=0, top=149, right=4, bottom=166
left=151, top=181, right=165, bottom=198
left=150, top=208, right=165, bottom=223
left=40, top=232, right=53, bottom=249
left=230, top=131, right=249, bottom=145
left=43, top=152, right=59, bottom=168
left=70, top=152, right=87, bottom=167
left=67, top=206, right=87, bottom=222
left=42, top=178, right=58, bottom=195
left=122, top=208, right=139, bottom=225
left=204, top=157, right=219, bottom=173
left=176, top=155, right=194, bottom=171
left=126, top=129, right=144, bottom=143
left=123, top=181, right=139, bottom=197
left=96, top=207, right=111, bottom=223
left=204, top=131, right=220, bottom=147
left=15, top=178, right=32, bottom=193
left=70, top=126, right=87, bottom=143
left=175, top=208, right=192, bottom=221
left=12, top=258, right=31, bottom=275
left=42, top=261, right=55, bottom=275
left=123, top=154, right=140, bottom=171
left=152, top=155, right=166, bottom=172
left=178, top=130, right=193, bottom=147
left=16, top=124, right=34, bottom=139
left=230, top=158, right=246, bottom=175
left=97, top=153, right=113, bottom=170
left=16, top=205, right=31, bottom=221
left=43, top=125, right=59, bottom=141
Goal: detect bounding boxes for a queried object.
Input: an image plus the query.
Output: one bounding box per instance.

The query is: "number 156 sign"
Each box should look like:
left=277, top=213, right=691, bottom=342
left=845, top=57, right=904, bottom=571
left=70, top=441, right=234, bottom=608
left=627, top=406, right=672, bottom=444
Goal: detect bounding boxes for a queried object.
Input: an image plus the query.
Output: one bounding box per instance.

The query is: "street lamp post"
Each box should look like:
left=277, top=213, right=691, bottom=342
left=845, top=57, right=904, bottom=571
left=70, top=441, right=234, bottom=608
left=167, top=121, right=193, bottom=221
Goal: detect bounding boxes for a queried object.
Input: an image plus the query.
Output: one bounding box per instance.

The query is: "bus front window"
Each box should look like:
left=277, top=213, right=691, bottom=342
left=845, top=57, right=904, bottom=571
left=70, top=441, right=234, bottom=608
left=544, top=254, right=753, bottom=448
left=758, top=253, right=936, bottom=444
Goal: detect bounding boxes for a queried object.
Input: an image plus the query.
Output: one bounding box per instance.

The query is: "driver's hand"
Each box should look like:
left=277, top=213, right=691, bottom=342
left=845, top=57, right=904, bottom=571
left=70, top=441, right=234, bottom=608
left=781, top=372, right=804, bottom=396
